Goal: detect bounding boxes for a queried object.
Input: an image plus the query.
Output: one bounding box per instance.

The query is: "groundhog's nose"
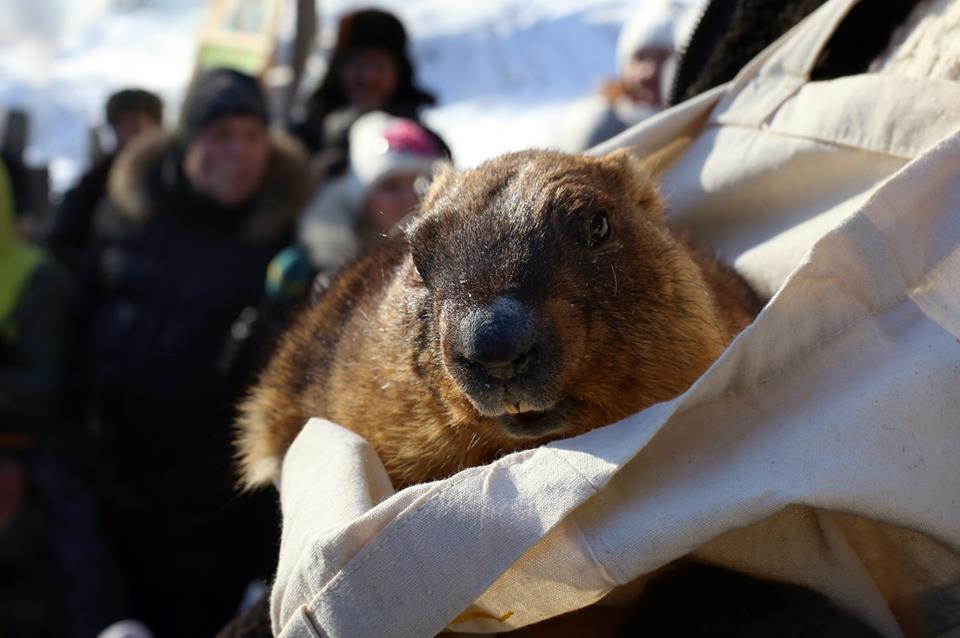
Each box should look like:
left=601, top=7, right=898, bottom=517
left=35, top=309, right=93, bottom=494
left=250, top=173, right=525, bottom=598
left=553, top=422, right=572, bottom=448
left=456, top=298, right=537, bottom=382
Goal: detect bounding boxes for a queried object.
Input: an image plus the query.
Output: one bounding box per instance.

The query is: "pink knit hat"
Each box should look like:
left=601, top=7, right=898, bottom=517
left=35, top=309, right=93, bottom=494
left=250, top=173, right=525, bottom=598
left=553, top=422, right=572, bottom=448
left=347, top=111, right=443, bottom=199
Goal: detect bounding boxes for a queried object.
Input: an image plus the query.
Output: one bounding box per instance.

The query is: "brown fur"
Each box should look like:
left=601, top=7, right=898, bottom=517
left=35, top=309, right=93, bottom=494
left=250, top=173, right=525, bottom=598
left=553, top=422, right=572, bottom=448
left=237, top=148, right=760, bottom=489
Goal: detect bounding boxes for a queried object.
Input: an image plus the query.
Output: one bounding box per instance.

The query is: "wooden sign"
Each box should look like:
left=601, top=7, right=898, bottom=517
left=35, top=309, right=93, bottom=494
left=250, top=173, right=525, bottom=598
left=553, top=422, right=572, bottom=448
left=193, top=0, right=317, bottom=122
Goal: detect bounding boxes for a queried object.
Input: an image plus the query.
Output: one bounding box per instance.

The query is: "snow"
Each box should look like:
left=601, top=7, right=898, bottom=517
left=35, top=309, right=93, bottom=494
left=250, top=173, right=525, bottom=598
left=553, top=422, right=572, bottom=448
left=0, top=0, right=205, bottom=191
left=0, top=0, right=703, bottom=193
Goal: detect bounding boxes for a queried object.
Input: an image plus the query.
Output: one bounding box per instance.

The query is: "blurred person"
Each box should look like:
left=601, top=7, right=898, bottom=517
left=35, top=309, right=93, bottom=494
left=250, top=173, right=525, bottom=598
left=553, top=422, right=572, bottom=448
left=275, top=111, right=444, bottom=306
left=0, top=155, right=67, bottom=638
left=0, top=159, right=112, bottom=638
left=213, top=109, right=445, bottom=638
left=81, top=68, right=312, bottom=637
left=226, top=111, right=444, bottom=371
left=8, top=92, right=161, bottom=638
left=290, top=8, right=447, bottom=176
left=0, top=150, right=30, bottom=224
left=47, top=89, right=163, bottom=271
left=106, top=90, right=163, bottom=150
left=562, top=0, right=687, bottom=151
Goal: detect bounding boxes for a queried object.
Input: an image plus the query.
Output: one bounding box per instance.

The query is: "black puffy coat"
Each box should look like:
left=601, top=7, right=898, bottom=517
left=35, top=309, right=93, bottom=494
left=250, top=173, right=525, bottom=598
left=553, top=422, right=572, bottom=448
left=82, top=130, right=311, bottom=628
left=47, top=154, right=115, bottom=274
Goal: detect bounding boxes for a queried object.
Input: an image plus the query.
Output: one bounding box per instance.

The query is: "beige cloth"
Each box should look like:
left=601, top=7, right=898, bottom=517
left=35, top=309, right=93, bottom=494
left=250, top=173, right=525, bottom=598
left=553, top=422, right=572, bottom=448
left=271, top=1, right=960, bottom=636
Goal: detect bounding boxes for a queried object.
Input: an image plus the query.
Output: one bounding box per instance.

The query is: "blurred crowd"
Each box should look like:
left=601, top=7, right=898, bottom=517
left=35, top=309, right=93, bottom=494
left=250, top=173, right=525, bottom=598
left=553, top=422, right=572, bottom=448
left=0, top=4, right=686, bottom=637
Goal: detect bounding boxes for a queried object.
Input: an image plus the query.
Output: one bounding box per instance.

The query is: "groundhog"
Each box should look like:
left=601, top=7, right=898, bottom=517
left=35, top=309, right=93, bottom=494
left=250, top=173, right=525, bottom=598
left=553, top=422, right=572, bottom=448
left=237, top=148, right=758, bottom=489
left=235, top=149, right=882, bottom=637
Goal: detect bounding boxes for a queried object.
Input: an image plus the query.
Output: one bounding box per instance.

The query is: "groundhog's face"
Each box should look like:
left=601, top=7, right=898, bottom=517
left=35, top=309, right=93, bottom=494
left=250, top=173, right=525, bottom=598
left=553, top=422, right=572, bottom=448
left=407, top=150, right=724, bottom=442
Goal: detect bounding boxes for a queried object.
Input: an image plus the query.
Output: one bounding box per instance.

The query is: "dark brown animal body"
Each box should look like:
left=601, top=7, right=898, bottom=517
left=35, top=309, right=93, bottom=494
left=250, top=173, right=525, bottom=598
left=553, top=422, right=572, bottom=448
left=235, top=149, right=883, bottom=638
left=237, top=149, right=758, bottom=489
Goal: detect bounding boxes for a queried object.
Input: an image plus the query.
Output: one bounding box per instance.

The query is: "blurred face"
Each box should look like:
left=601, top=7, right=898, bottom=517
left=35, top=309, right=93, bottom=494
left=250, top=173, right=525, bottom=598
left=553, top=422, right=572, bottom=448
left=183, top=115, right=270, bottom=206
left=340, top=49, right=400, bottom=110
left=623, top=47, right=673, bottom=106
left=363, top=171, right=421, bottom=233
left=112, top=112, right=160, bottom=149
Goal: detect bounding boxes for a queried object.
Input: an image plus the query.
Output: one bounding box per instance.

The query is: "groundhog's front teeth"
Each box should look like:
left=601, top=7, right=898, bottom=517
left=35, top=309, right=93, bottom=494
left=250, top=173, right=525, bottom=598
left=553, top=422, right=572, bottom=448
left=503, top=401, right=536, bottom=415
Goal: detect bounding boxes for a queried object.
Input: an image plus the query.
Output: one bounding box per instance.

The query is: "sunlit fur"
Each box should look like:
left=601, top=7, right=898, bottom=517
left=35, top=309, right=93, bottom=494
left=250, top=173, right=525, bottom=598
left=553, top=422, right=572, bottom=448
left=236, top=149, right=759, bottom=490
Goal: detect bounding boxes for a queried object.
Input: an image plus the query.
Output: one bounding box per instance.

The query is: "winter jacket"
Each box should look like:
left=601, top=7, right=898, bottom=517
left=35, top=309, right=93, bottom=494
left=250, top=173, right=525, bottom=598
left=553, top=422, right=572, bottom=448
left=0, top=162, right=74, bottom=442
left=0, top=263, right=73, bottom=438
left=47, top=154, right=115, bottom=274
left=561, top=94, right=660, bottom=152
left=82, top=129, right=311, bottom=591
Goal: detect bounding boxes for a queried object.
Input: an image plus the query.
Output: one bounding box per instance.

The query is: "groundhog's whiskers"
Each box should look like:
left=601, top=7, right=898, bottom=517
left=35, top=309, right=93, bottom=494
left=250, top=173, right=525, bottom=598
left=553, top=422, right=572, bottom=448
left=467, top=432, right=481, bottom=451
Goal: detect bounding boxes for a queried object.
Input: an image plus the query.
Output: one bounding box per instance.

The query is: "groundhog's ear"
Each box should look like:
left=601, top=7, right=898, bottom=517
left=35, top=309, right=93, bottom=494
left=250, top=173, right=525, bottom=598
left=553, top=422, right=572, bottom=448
left=405, top=211, right=441, bottom=286
left=419, top=161, right=456, bottom=213
left=600, top=149, right=665, bottom=224
left=639, top=137, right=692, bottom=176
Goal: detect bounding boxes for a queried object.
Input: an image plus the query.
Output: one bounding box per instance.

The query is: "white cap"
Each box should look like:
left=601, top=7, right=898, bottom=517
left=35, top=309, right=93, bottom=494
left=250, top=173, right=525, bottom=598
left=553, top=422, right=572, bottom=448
left=297, top=112, right=445, bottom=271
left=346, top=111, right=443, bottom=201
left=616, top=0, right=683, bottom=71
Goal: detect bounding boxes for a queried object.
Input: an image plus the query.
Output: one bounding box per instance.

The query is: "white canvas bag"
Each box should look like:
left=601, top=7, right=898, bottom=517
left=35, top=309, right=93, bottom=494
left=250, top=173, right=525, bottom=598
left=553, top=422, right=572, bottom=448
left=270, top=1, right=960, bottom=636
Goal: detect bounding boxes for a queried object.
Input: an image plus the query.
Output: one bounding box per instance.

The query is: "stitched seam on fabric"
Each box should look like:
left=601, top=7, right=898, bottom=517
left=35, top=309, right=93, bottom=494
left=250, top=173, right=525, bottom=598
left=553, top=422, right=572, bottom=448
left=574, top=185, right=953, bottom=579
left=276, top=551, right=323, bottom=633
left=707, top=213, right=924, bottom=399
left=300, top=606, right=326, bottom=638
left=572, top=492, right=758, bottom=585
left=751, top=297, right=909, bottom=391
left=770, top=119, right=923, bottom=161
left=569, top=509, right=621, bottom=587
left=684, top=136, right=960, bottom=404
left=580, top=512, right=631, bottom=584
left=906, top=246, right=960, bottom=308
left=749, top=189, right=960, bottom=392
left=709, top=121, right=913, bottom=160
left=302, top=544, right=323, bottom=600
left=544, top=447, right=606, bottom=492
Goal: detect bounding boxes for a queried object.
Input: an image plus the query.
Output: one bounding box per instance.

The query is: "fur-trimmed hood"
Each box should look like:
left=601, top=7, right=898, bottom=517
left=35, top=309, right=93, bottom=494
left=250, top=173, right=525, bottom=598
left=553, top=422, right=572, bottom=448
left=107, top=129, right=313, bottom=241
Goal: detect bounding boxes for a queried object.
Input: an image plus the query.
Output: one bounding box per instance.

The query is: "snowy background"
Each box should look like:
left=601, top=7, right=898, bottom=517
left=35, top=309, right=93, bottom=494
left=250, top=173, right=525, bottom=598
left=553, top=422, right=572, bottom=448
left=0, top=0, right=703, bottom=194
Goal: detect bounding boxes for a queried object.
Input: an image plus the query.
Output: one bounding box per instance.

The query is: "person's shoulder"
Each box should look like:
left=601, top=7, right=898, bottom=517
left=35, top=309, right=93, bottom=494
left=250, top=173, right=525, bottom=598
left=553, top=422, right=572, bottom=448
left=263, top=130, right=313, bottom=209
left=64, top=154, right=116, bottom=196
left=106, top=129, right=176, bottom=224
left=18, top=254, right=77, bottom=312
left=560, top=95, right=623, bottom=152
left=242, top=132, right=314, bottom=243
left=288, top=116, right=322, bottom=155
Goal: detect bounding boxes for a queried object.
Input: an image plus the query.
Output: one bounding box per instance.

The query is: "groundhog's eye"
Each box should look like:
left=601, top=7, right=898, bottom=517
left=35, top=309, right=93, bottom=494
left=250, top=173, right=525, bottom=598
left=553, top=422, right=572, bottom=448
left=586, top=212, right=610, bottom=248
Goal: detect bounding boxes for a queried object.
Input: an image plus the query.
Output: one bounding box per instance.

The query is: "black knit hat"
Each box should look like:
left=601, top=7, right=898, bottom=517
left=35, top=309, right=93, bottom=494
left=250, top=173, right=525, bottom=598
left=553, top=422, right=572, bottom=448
left=105, top=88, right=163, bottom=126
left=334, top=8, right=408, bottom=56
left=180, top=68, right=268, bottom=142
